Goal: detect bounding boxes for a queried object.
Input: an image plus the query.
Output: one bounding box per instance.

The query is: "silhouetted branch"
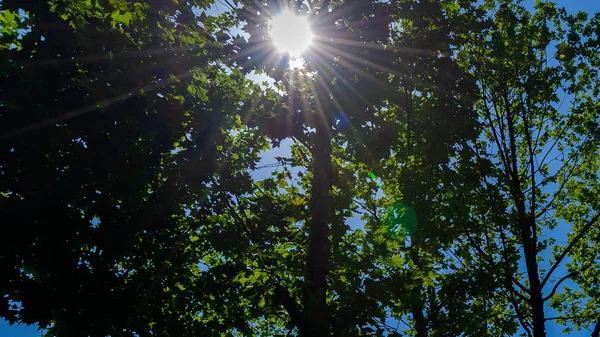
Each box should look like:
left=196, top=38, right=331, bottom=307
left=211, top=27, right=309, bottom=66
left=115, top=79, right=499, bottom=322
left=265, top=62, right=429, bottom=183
left=542, top=272, right=576, bottom=302
left=542, top=212, right=600, bottom=287
left=545, top=313, right=600, bottom=321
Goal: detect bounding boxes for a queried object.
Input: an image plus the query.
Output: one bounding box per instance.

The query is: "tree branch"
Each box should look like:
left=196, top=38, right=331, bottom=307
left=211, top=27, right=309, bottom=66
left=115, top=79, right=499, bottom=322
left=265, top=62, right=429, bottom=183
left=274, top=284, right=306, bottom=334
left=545, top=313, right=600, bottom=321
left=520, top=96, right=537, bottom=244
left=541, top=212, right=600, bottom=287
left=542, top=271, right=576, bottom=302
left=353, top=198, right=380, bottom=222
left=505, top=291, right=533, bottom=337
left=480, top=89, right=512, bottom=178
left=535, top=139, right=586, bottom=218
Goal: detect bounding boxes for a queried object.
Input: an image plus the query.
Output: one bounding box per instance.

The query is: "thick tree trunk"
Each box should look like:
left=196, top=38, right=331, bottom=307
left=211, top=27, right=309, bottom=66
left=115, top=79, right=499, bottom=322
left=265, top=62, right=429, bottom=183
left=303, top=118, right=332, bottom=336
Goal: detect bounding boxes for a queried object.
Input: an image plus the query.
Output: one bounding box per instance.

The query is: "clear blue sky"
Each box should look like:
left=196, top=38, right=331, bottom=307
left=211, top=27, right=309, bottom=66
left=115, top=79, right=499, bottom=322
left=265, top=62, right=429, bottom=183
left=2, top=0, right=599, bottom=336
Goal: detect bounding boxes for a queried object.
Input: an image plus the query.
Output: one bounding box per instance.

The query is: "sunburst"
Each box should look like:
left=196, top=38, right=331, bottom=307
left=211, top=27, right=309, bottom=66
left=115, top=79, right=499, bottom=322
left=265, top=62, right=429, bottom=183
left=269, top=10, right=313, bottom=58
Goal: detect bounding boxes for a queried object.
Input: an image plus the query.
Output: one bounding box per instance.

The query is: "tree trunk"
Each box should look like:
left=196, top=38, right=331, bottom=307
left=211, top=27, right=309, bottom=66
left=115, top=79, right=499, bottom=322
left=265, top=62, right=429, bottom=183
left=412, top=302, right=428, bottom=337
left=410, top=247, right=429, bottom=337
left=592, top=317, right=600, bottom=337
left=303, top=117, right=332, bottom=336
left=517, top=202, right=546, bottom=337
left=506, top=107, right=546, bottom=337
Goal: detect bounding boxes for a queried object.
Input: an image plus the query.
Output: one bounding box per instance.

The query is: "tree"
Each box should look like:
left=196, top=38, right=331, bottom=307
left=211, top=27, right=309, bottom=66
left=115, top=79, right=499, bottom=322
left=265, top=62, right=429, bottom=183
left=1, top=1, right=273, bottom=335
left=335, top=1, right=516, bottom=335
left=233, top=0, right=489, bottom=336
left=452, top=1, right=600, bottom=336
left=234, top=1, right=397, bottom=335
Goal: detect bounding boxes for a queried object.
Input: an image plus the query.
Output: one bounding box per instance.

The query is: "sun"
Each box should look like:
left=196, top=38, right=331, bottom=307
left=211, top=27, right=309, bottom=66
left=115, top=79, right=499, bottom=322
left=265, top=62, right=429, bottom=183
left=269, top=10, right=313, bottom=58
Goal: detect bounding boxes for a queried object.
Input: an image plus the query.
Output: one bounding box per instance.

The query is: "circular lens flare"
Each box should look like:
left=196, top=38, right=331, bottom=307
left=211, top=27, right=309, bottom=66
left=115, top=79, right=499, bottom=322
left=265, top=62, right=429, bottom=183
left=382, top=203, right=418, bottom=239
left=270, top=10, right=313, bottom=58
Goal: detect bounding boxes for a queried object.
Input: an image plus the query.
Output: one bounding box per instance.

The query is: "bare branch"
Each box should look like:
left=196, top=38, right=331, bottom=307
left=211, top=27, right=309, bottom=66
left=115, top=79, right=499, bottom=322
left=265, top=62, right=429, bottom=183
left=534, top=119, right=571, bottom=172
left=535, top=140, right=586, bottom=218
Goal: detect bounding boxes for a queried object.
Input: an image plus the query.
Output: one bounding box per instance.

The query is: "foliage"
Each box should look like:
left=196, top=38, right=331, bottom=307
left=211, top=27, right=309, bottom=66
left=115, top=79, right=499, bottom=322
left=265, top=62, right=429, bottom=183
left=1, top=0, right=600, bottom=337
left=0, top=0, right=273, bottom=335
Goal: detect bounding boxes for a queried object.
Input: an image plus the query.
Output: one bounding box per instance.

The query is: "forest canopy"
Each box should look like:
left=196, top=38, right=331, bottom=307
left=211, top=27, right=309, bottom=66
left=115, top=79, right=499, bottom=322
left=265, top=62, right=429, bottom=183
left=1, top=0, right=600, bottom=336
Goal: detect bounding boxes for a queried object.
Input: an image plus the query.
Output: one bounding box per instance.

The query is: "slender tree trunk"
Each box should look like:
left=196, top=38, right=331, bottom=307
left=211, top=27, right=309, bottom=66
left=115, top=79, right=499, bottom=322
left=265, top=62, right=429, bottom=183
left=304, top=117, right=332, bottom=336
left=409, top=247, right=429, bottom=337
left=517, top=201, right=546, bottom=337
left=506, top=107, right=546, bottom=337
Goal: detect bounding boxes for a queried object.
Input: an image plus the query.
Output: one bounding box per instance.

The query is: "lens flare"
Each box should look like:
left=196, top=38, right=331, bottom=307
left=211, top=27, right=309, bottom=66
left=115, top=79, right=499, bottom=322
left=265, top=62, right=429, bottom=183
left=333, top=111, right=350, bottom=130
left=369, top=172, right=382, bottom=188
left=382, top=203, right=418, bottom=239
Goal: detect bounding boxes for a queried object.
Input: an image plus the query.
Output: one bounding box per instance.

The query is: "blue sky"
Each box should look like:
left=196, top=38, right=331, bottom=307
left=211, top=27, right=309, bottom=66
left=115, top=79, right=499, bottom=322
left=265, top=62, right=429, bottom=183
left=2, top=0, right=600, bottom=336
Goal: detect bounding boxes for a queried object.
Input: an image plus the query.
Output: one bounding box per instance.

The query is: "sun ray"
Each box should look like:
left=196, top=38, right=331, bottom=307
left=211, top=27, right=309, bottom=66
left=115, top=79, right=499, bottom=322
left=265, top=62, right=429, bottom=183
left=313, top=42, right=450, bottom=98
left=316, top=42, right=398, bottom=77
left=306, top=50, right=398, bottom=166
left=311, top=70, right=379, bottom=165
left=313, top=35, right=387, bottom=51
left=313, top=34, right=441, bottom=59
left=310, top=45, right=392, bottom=94
left=310, top=59, right=371, bottom=108
left=310, top=67, right=373, bottom=154
left=314, top=40, right=459, bottom=100
left=230, top=40, right=287, bottom=78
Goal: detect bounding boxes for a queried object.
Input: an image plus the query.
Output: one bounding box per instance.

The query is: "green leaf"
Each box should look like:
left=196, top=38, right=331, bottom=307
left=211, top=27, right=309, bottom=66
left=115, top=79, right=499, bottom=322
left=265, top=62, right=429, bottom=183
left=290, top=195, right=306, bottom=207
left=391, top=254, right=403, bottom=267
left=173, top=95, right=185, bottom=104
left=277, top=179, right=288, bottom=188
left=186, top=84, right=195, bottom=96
left=111, top=10, right=132, bottom=26
left=197, top=87, right=209, bottom=102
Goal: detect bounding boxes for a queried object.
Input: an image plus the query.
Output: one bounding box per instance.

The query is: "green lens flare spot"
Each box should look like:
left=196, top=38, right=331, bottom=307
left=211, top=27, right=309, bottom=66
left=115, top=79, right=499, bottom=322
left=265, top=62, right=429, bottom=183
left=369, top=172, right=382, bottom=188
left=382, top=203, right=417, bottom=239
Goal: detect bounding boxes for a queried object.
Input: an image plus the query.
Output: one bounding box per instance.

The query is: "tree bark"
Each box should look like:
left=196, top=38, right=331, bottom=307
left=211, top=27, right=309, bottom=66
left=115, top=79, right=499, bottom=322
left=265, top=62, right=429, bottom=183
left=303, top=117, right=332, bottom=336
